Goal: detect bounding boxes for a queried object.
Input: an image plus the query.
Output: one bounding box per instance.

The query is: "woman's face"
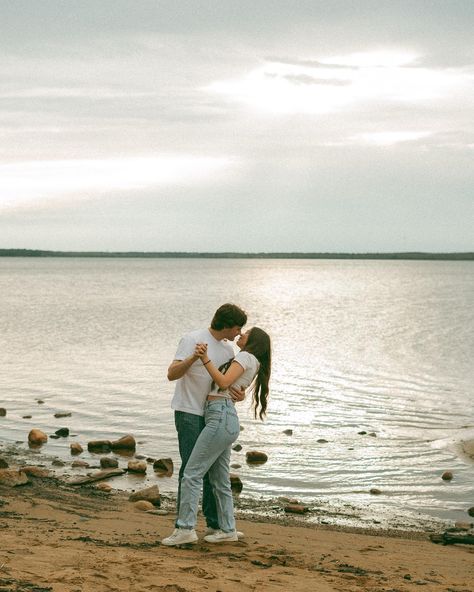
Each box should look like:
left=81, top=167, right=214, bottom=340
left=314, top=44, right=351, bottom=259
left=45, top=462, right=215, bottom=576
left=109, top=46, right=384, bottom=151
left=236, top=329, right=250, bottom=349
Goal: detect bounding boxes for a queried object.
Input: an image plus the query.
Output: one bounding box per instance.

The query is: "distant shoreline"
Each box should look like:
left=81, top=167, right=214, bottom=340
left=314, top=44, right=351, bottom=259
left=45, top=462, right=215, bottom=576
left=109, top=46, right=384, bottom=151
left=0, top=249, right=473, bottom=260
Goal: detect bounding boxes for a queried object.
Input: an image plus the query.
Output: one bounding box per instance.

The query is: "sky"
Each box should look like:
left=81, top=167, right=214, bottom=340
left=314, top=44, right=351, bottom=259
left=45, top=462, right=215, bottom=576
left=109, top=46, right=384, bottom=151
left=0, top=0, right=473, bottom=252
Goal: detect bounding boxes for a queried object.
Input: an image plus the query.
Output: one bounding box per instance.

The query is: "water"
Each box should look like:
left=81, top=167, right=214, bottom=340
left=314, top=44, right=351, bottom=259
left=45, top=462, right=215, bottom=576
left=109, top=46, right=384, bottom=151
left=1, top=257, right=473, bottom=528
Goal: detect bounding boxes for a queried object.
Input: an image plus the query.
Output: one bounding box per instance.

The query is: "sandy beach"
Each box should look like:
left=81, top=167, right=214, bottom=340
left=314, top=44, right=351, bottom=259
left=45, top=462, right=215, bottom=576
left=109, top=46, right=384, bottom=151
left=1, top=463, right=473, bottom=592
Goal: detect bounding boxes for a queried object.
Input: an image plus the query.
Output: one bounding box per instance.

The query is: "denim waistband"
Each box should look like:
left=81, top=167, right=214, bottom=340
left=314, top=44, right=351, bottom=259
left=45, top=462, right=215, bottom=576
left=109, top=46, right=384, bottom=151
left=205, top=398, right=235, bottom=408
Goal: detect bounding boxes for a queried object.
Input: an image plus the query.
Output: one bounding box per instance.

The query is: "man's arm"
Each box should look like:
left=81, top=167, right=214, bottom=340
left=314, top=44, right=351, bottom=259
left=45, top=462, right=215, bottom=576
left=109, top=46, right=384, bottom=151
left=167, top=354, right=199, bottom=381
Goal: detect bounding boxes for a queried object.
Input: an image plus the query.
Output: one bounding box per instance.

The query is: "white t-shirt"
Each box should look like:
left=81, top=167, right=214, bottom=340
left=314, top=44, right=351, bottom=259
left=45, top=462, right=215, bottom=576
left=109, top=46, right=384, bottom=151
left=171, top=328, right=235, bottom=416
left=211, top=351, right=260, bottom=399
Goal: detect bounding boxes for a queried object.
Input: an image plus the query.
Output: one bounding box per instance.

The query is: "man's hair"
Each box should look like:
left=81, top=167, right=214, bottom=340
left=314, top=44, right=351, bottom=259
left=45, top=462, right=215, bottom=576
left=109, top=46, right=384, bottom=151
left=211, top=303, right=247, bottom=331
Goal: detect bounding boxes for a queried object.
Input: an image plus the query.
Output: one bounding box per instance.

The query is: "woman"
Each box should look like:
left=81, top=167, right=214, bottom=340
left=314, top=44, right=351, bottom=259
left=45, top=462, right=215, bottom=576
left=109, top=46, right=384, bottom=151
left=162, top=327, right=271, bottom=546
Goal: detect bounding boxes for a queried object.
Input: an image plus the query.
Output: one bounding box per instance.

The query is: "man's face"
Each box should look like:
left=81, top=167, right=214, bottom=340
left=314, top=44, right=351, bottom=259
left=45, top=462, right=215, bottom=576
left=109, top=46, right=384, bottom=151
left=223, top=325, right=242, bottom=341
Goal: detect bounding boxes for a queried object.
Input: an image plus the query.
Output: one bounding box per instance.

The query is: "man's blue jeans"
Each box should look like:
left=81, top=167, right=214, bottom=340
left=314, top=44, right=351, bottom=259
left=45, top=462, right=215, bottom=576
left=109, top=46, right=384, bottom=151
left=174, top=410, right=219, bottom=530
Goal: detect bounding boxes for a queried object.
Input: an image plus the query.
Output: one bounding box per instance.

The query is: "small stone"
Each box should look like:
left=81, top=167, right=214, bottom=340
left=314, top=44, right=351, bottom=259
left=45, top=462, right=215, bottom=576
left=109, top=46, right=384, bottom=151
left=134, top=454, right=146, bottom=460
left=21, top=466, right=51, bottom=478
left=54, top=412, right=72, bottom=418
left=96, top=483, right=112, bottom=492
left=230, top=463, right=241, bottom=469
left=240, top=425, right=244, bottom=431
left=441, top=471, right=453, bottom=481
left=37, top=400, right=44, bottom=404
left=129, top=485, right=161, bottom=506
left=28, top=429, right=48, bottom=445
left=127, top=460, right=147, bottom=473
left=403, top=574, right=412, bottom=580
left=468, top=507, right=474, bottom=517
left=72, top=460, right=90, bottom=468
left=246, top=451, right=268, bottom=464
left=0, top=458, right=9, bottom=468
left=49, top=435, right=60, bottom=439
left=317, top=439, right=328, bottom=444
left=146, top=457, right=156, bottom=464
left=284, top=504, right=309, bottom=514
left=0, top=469, right=29, bottom=487
left=368, top=432, right=377, bottom=437
left=87, top=440, right=112, bottom=453
left=0, top=408, right=6, bottom=417
left=232, top=444, right=242, bottom=452
left=111, top=435, right=136, bottom=451
left=283, top=429, right=293, bottom=435
left=229, top=474, right=243, bottom=493
left=52, top=459, right=65, bottom=467
left=70, top=443, right=83, bottom=455
left=22, top=415, right=32, bottom=419
left=134, top=500, right=155, bottom=512
left=358, top=431, right=367, bottom=435
left=55, top=428, right=69, bottom=437
left=153, top=458, right=173, bottom=476
left=370, top=488, right=382, bottom=495
left=100, top=457, right=119, bottom=469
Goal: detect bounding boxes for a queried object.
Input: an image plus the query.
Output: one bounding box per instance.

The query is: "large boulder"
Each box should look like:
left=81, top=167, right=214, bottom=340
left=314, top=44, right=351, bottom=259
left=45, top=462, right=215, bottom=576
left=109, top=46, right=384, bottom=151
left=111, top=435, right=136, bottom=451
left=129, top=485, right=161, bottom=506
left=28, top=429, right=48, bottom=445
left=0, top=469, right=29, bottom=487
left=246, top=451, right=268, bottom=464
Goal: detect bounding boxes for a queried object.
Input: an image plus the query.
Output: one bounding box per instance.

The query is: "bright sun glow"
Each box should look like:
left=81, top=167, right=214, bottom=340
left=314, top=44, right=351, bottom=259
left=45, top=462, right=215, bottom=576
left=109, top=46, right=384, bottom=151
left=206, top=49, right=467, bottom=115
left=0, top=156, right=233, bottom=208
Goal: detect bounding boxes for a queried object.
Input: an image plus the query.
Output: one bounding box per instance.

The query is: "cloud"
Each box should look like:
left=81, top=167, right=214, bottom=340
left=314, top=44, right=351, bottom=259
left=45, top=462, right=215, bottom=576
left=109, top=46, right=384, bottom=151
left=0, top=155, right=234, bottom=208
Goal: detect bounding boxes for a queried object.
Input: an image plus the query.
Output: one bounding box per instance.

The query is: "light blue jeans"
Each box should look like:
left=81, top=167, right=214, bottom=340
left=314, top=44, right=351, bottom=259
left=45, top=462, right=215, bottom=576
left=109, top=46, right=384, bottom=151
left=176, top=399, right=240, bottom=532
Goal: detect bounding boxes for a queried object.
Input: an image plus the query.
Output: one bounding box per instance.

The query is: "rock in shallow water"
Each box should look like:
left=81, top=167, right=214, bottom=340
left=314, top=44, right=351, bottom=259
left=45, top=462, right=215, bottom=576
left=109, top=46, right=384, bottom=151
left=100, top=457, right=119, bottom=469
left=111, top=435, right=136, bottom=451
left=246, top=451, right=268, bottom=464
left=0, top=408, right=6, bottom=417
left=127, top=460, right=147, bottom=473
left=230, top=474, right=243, bottom=493
left=87, top=440, right=112, bottom=453
left=70, top=443, right=83, bottom=455
left=442, top=471, right=453, bottom=481
left=153, top=458, right=174, bottom=476
left=28, top=429, right=48, bottom=445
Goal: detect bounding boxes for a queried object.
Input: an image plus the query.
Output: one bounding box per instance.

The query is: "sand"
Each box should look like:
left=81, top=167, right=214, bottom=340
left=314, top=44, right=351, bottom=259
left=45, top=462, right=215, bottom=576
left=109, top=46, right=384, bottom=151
left=1, top=473, right=473, bottom=592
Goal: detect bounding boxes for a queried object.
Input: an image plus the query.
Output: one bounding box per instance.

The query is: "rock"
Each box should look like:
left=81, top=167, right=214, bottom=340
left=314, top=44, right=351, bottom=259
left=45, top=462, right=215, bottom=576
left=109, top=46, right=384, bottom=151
left=368, top=432, right=377, bottom=437
left=230, top=463, right=241, bottom=469
left=0, top=408, right=6, bottom=417
left=240, top=425, right=244, bottom=431
left=55, top=428, right=70, bottom=437
left=129, top=485, right=161, bottom=506
left=135, top=454, right=146, bottom=460
left=229, top=473, right=243, bottom=493
left=28, top=429, right=48, bottom=445
left=127, top=460, right=147, bottom=473
left=37, top=400, right=44, bottom=404
left=111, top=435, right=136, bottom=451
left=468, top=507, right=474, bottom=517
left=317, top=439, right=328, bottom=444
left=20, top=466, right=51, bottom=478
left=22, top=415, right=32, bottom=419
left=134, top=500, right=155, bottom=512
left=69, top=468, right=125, bottom=485
left=146, top=457, right=156, bottom=464
left=246, top=451, right=268, bottom=464
left=72, top=460, right=90, bottom=468
left=358, top=431, right=367, bottom=435
left=0, top=458, right=9, bottom=469
left=54, top=412, right=71, bottom=418
left=442, top=471, right=453, bottom=481
left=232, top=444, right=242, bottom=452
left=461, top=439, right=474, bottom=459
left=454, top=521, right=473, bottom=530
left=49, top=435, right=60, bottom=439
left=87, top=440, right=112, bottom=453
left=70, top=443, right=83, bottom=455
left=153, top=458, right=174, bottom=476
left=283, top=429, right=293, bottom=435
left=284, top=504, right=309, bottom=514
left=52, top=460, right=65, bottom=467
left=96, top=483, right=112, bottom=492
left=370, top=488, right=382, bottom=495
left=0, top=469, right=29, bottom=487
left=100, top=457, right=119, bottom=469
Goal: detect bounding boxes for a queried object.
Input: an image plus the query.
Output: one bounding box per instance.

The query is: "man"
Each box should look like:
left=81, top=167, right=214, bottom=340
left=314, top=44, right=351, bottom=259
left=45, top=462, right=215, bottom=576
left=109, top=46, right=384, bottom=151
left=167, top=303, right=247, bottom=535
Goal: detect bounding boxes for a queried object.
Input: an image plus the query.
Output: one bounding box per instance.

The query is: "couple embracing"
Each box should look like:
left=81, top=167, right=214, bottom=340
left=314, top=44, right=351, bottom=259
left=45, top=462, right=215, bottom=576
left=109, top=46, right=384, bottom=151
left=162, top=303, right=271, bottom=546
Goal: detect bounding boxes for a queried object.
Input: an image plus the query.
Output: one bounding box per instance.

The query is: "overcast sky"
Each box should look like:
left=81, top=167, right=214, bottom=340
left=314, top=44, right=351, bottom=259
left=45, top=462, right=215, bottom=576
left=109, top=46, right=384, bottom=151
left=0, top=0, right=473, bottom=252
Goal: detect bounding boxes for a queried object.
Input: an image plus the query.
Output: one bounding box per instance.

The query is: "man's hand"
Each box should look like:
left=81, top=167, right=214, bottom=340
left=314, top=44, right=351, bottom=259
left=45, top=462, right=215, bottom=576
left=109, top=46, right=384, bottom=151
left=229, top=386, right=245, bottom=402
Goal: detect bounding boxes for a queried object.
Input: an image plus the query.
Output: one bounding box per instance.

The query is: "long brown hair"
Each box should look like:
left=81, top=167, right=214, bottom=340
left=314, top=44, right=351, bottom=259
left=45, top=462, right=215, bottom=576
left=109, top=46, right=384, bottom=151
left=243, top=327, right=271, bottom=420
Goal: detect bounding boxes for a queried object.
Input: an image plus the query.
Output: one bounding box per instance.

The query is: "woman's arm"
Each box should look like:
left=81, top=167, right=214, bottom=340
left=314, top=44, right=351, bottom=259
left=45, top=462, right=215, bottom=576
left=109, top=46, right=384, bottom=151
left=199, top=349, right=245, bottom=389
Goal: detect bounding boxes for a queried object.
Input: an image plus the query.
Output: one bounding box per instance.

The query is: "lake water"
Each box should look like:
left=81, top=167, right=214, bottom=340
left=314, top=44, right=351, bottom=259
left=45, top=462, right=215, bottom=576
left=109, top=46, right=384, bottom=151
left=1, top=257, right=473, bottom=529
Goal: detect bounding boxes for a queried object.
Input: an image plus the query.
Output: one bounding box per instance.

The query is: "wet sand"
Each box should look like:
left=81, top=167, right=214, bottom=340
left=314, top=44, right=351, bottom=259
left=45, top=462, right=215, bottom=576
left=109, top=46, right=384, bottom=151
left=1, top=470, right=473, bottom=592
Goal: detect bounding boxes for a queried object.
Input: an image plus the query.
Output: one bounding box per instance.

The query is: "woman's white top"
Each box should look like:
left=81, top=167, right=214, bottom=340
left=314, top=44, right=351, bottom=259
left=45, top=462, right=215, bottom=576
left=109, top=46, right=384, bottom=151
left=211, top=351, right=260, bottom=399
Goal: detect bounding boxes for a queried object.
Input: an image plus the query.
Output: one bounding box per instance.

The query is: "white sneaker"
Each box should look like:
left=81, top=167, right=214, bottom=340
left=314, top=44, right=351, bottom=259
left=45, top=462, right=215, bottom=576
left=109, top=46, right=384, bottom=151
left=162, top=528, right=198, bottom=546
left=204, top=529, right=238, bottom=543
left=205, top=527, right=244, bottom=539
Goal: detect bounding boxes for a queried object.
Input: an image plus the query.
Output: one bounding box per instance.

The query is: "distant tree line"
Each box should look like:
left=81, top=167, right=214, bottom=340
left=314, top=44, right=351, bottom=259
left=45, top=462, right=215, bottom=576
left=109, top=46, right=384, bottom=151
left=0, top=249, right=472, bottom=260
